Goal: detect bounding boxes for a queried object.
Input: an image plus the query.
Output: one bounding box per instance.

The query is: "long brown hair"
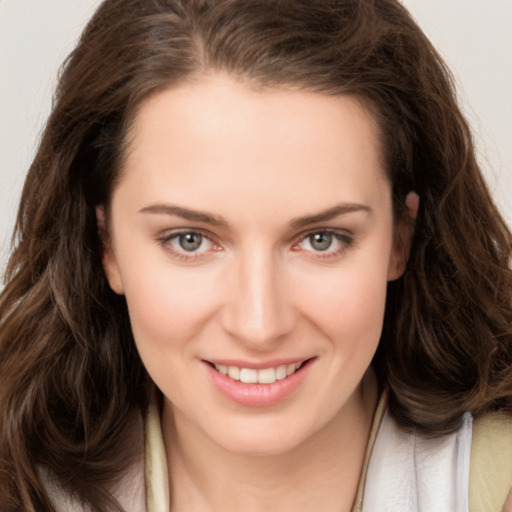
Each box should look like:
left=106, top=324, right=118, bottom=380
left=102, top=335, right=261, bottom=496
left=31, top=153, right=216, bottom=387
left=1, top=0, right=511, bottom=510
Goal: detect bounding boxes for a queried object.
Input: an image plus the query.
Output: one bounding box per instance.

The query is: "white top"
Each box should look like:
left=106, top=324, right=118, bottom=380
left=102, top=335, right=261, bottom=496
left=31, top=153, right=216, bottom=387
left=43, top=394, right=473, bottom=512
left=362, top=406, right=473, bottom=512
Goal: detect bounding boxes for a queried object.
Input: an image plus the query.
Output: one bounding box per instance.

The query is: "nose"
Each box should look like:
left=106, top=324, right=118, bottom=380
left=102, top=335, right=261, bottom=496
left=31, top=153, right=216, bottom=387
left=219, top=247, right=296, bottom=348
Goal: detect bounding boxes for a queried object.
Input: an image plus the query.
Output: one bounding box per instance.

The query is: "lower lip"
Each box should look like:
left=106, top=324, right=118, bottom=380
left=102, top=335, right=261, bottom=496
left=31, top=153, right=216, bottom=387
left=204, top=360, right=312, bottom=407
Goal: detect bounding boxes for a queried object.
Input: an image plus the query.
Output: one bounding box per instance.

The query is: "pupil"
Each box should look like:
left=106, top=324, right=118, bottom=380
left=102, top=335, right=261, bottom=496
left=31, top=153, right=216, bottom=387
left=310, top=233, right=332, bottom=251
left=179, top=233, right=202, bottom=251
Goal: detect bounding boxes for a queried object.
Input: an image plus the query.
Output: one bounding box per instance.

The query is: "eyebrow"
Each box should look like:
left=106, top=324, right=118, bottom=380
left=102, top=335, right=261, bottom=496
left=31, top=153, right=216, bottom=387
left=138, top=202, right=372, bottom=228
left=139, top=204, right=228, bottom=227
left=290, top=203, right=373, bottom=229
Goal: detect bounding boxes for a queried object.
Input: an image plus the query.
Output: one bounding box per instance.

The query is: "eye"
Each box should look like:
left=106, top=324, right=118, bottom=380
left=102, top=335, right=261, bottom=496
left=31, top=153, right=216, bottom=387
left=293, top=230, right=352, bottom=257
left=176, top=232, right=205, bottom=252
left=307, top=232, right=335, bottom=251
left=158, top=230, right=219, bottom=260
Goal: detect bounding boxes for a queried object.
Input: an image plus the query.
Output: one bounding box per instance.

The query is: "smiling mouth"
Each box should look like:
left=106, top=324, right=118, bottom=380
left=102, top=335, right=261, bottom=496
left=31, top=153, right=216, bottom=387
left=209, top=360, right=311, bottom=385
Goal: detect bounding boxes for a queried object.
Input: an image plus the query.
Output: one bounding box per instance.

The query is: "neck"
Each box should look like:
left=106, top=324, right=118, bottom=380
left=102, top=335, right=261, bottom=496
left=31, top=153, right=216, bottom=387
left=163, top=372, right=378, bottom=512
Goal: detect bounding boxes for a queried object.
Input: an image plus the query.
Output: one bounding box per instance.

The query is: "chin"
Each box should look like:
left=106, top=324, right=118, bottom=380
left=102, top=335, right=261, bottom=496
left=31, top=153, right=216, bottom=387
left=217, top=431, right=308, bottom=458
left=201, top=412, right=325, bottom=458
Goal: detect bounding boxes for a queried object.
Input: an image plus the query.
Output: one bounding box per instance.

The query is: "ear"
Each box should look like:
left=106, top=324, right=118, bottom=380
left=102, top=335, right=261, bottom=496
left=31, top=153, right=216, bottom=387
left=96, top=206, right=124, bottom=295
left=388, top=191, right=419, bottom=281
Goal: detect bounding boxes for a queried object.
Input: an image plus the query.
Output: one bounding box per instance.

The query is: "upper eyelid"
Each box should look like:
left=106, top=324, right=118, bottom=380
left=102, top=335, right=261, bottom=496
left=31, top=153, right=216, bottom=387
left=158, top=227, right=217, bottom=242
left=292, top=227, right=353, bottom=243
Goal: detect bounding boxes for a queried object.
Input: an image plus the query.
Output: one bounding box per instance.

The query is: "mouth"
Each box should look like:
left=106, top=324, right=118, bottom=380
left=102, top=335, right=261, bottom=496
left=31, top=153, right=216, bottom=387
left=204, top=357, right=316, bottom=406
left=206, top=359, right=313, bottom=385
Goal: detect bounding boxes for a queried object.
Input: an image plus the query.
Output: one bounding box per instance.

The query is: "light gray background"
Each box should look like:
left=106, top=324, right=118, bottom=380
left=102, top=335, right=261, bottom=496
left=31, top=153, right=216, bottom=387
left=1, top=0, right=511, bottom=278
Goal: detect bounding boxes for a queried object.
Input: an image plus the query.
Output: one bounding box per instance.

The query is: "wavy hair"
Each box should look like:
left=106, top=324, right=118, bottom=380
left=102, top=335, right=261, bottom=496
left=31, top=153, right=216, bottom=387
left=1, top=0, right=511, bottom=510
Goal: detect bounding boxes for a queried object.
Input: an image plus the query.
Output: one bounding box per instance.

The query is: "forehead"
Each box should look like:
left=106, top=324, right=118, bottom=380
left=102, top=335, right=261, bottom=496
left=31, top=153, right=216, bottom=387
left=117, top=75, right=390, bottom=220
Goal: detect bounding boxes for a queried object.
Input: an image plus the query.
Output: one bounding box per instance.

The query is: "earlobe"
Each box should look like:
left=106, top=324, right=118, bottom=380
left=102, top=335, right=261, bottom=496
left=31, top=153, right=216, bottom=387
left=388, top=191, right=419, bottom=281
left=96, top=207, right=124, bottom=295
left=387, top=228, right=409, bottom=281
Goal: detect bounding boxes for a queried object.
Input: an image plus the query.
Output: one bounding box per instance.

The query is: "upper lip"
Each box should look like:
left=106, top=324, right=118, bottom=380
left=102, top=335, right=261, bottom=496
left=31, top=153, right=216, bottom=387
left=203, top=357, right=315, bottom=369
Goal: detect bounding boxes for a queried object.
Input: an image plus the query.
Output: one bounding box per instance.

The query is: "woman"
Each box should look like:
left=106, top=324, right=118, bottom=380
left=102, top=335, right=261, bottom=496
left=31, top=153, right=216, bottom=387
left=1, top=0, right=511, bottom=511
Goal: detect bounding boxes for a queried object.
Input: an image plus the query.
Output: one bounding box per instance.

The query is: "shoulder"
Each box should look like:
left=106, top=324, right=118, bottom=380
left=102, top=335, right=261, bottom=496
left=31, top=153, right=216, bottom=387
left=470, top=412, right=512, bottom=511
left=362, top=404, right=473, bottom=511
left=363, top=404, right=512, bottom=512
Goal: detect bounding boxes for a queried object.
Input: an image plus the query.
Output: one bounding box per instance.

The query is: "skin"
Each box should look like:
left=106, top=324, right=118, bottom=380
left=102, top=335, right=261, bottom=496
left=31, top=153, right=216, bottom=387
left=100, top=74, right=412, bottom=511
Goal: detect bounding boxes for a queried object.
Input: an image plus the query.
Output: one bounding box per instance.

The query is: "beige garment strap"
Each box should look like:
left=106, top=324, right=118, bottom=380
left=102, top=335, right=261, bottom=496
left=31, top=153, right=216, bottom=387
left=351, top=391, right=388, bottom=512
left=469, top=413, right=512, bottom=512
left=145, top=397, right=170, bottom=512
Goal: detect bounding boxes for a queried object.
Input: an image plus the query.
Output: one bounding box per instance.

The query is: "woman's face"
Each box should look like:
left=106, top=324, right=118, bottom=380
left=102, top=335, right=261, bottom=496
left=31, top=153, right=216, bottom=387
left=101, top=75, right=408, bottom=456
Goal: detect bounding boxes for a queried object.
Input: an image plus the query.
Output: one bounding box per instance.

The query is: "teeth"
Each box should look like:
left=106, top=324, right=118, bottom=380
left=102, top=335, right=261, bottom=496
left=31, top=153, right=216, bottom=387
left=239, top=368, right=258, bottom=384
left=257, top=368, right=276, bottom=384
left=276, top=365, right=287, bottom=380
left=227, top=366, right=240, bottom=380
left=214, top=362, right=304, bottom=384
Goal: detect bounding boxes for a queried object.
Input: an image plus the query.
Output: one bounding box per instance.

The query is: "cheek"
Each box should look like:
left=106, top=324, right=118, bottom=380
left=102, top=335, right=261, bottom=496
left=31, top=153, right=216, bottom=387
left=309, top=273, right=387, bottom=337
left=293, top=248, right=391, bottom=353
left=118, top=257, right=222, bottom=355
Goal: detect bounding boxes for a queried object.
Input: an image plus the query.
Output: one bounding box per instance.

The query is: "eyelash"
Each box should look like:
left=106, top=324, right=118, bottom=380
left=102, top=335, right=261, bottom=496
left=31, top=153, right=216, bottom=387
left=291, top=230, right=354, bottom=259
left=157, top=229, right=219, bottom=262
left=157, top=229, right=354, bottom=262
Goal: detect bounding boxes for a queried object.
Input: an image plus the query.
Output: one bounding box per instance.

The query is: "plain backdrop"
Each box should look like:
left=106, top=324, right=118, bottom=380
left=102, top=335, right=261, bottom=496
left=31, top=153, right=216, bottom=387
left=1, top=0, right=511, bottom=278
